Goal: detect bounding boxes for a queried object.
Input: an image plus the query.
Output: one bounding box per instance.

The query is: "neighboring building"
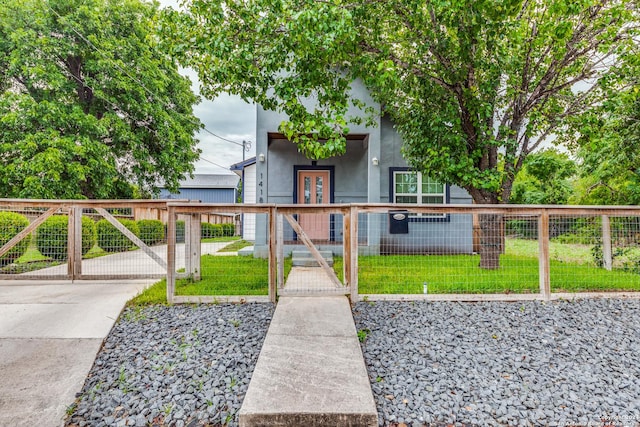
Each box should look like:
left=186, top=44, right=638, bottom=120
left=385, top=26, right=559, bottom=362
left=230, top=157, right=257, bottom=241
left=159, top=174, right=239, bottom=203
left=251, top=79, right=473, bottom=257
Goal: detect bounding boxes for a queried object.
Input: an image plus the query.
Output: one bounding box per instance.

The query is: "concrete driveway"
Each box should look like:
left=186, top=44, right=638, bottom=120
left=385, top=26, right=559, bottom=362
left=0, top=279, right=154, bottom=427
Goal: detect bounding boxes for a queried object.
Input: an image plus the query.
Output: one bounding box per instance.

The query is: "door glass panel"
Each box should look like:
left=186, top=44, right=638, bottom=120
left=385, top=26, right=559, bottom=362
left=304, top=176, right=311, bottom=204
left=316, top=176, right=323, bottom=204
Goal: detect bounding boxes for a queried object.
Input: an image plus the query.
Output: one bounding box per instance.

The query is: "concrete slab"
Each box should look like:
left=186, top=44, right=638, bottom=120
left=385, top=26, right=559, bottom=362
left=0, top=279, right=153, bottom=426
left=0, top=338, right=103, bottom=427
left=281, top=267, right=348, bottom=296
left=239, top=296, right=377, bottom=426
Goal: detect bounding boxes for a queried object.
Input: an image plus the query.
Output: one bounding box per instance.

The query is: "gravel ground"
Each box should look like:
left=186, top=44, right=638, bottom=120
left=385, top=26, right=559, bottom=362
left=66, top=303, right=274, bottom=427
left=353, top=298, right=640, bottom=427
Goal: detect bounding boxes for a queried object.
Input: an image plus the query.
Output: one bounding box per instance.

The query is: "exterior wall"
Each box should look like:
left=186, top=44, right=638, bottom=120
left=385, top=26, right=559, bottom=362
left=242, top=164, right=257, bottom=241
left=253, top=84, right=473, bottom=256
left=158, top=188, right=236, bottom=203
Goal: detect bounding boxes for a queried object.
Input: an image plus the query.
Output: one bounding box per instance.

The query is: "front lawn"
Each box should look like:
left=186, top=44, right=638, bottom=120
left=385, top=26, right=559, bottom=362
left=355, top=239, right=640, bottom=294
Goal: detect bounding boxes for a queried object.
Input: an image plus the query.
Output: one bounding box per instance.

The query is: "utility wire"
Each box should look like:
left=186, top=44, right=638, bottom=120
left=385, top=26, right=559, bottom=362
left=55, top=62, right=232, bottom=172
left=45, top=2, right=250, bottom=149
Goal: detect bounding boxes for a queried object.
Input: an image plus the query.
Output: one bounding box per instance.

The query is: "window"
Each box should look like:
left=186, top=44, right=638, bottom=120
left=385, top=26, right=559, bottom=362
left=391, top=169, right=447, bottom=220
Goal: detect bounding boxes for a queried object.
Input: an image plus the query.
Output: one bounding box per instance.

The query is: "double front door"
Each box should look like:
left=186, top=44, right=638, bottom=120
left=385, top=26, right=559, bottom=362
left=297, top=170, right=329, bottom=240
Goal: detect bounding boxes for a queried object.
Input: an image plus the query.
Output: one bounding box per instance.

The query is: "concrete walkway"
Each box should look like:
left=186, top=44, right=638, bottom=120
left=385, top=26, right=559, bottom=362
left=23, top=242, right=232, bottom=277
left=239, top=296, right=378, bottom=426
left=0, top=279, right=154, bottom=426
left=280, top=266, right=349, bottom=296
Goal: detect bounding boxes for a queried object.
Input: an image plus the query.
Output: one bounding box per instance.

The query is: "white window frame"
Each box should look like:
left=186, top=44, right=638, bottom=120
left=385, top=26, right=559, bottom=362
left=393, top=170, right=447, bottom=219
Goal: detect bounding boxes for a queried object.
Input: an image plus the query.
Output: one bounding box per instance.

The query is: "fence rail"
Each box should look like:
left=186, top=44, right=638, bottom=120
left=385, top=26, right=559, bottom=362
left=2, top=199, right=640, bottom=304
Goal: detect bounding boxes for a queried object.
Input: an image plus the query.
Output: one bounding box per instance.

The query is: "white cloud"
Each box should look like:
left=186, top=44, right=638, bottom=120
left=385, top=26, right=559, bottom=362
left=160, top=3, right=257, bottom=175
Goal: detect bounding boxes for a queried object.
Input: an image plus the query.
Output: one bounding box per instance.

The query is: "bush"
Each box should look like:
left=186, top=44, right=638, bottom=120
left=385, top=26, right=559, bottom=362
left=96, top=218, right=139, bottom=252
left=222, top=223, right=235, bottom=237
left=201, top=222, right=223, bottom=239
left=0, top=212, right=31, bottom=266
left=36, top=215, right=97, bottom=261
left=137, top=219, right=165, bottom=245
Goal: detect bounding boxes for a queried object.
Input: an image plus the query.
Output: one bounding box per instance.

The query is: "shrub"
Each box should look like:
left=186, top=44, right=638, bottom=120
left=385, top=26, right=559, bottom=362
left=222, top=223, right=235, bottom=237
left=96, top=218, right=139, bottom=252
left=36, top=215, right=97, bottom=261
left=0, top=212, right=31, bottom=266
left=137, top=219, right=165, bottom=245
left=201, top=222, right=223, bottom=239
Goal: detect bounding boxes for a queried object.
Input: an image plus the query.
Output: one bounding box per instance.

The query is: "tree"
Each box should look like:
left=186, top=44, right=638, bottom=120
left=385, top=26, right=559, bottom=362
left=510, top=150, right=577, bottom=205
left=163, top=0, right=637, bottom=268
left=569, top=49, right=640, bottom=205
left=0, top=0, right=202, bottom=199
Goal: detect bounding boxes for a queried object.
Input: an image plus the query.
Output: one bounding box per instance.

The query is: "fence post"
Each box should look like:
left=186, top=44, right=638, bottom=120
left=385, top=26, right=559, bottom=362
left=343, top=207, right=351, bottom=287
left=189, top=213, right=201, bottom=281
left=166, top=206, right=176, bottom=304
left=67, top=207, right=82, bottom=280
left=268, top=206, right=277, bottom=303
left=538, top=211, right=551, bottom=300
left=277, top=213, right=284, bottom=290
left=350, top=205, right=359, bottom=302
left=602, top=215, right=612, bottom=271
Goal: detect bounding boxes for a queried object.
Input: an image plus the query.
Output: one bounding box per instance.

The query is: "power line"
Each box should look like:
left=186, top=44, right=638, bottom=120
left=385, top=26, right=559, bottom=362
left=45, top=2, right=250, bottom=149
left=51, top=58, right=233, bottom=172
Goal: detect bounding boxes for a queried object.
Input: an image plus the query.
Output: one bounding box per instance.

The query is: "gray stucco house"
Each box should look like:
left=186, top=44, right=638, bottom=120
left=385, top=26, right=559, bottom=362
left=250, top=80, right=473, bottom=256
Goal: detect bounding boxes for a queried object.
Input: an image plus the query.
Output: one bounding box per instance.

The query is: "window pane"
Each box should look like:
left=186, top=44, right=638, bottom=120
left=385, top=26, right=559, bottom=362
left=422, top=196, right=444, bottom=204
left=304, top=177, right=311, bottom=204
left=316, top=176, right=323, bottom=203
left=395, top=172, right=418, bottom=194
left=396, top=196, right=418, bottom=204
left=422, top=176, right=444, bottom=194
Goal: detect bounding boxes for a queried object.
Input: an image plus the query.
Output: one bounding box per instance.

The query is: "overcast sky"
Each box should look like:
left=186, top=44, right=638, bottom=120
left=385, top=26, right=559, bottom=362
left=159, top=1, right=256, bottom=175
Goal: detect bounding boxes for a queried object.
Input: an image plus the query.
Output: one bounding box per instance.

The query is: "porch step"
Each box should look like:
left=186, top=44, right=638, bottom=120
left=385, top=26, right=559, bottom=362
left=291, top=250, right=334, bottom=267
left=238, top=296, right=378, bottom=426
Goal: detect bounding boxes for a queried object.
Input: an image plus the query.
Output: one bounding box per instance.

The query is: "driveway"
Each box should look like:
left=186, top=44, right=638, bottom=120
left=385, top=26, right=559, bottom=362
left=0, top=279, right=154, bottom=426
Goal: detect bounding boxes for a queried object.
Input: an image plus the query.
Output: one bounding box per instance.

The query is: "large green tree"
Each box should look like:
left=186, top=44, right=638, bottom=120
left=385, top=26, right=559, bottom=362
left=510, top=149, right=577, bottom=205
left=0, top=0, right=202, bottom=199
left=164, top=0, right=637, bottom=268
left=569, top=49, right=640, bottom=205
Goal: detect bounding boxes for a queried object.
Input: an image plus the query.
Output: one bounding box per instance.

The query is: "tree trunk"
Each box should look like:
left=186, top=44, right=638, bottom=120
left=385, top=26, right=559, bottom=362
left=478, top=213, right=503, bottom=270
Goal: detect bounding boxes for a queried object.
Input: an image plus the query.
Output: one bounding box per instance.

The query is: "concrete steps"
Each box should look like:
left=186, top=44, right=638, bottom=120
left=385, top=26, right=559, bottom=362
left=238, top=296, right=377, bottom=427
left=291, top=249, right=334, bottom=267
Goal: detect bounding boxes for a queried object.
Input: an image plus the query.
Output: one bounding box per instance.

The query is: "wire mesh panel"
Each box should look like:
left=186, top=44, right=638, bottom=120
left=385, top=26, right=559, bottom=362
left=550, top=215, right=640, bottom=292
left=168, top=205, right=272, bottom=302
left=0, top=206, right=67, bottom=278
left=357, top=210, right=541, bottom=295
left=0, top=201, right=172, bottom=280
left=276, top=207, right=349, bottom=296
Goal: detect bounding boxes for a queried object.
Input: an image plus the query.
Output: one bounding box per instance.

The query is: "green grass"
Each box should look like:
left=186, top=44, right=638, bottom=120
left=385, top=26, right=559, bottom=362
left=129, top=255, right=293, bottom=304
left=357, top=239, right=640, bottom=294
left=202, top=236, right=240, bottom=243
left=217, top=239, right=253, bottom=253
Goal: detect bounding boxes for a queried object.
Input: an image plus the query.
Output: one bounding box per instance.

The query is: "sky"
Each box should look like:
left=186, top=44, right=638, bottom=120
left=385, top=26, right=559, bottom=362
left=159, top=1, right=256, bottom=175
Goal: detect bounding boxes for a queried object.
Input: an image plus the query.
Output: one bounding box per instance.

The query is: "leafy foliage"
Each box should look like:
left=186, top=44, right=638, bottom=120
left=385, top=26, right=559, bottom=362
left=36, top=215, right=97, bottom=260
left=221, top=223, right=235, bottom=237
left=201, top=222, right=223, bottom=239
left=136, top=219, right=165, bottom=246
left=510, top=150, right=577, bottom=205
left=0, top=0, right=201, bottom=199
left=96, top=218, right=139, bottom=252
left=163, top=0, right=636, bottom=205
left=0, top=211, right=30, bottom=266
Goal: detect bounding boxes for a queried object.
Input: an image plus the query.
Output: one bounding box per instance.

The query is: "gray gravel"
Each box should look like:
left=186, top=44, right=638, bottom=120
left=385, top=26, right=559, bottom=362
left=353, top=298, right=640, bottom=427
left=66, top=303, right=274, bottom=427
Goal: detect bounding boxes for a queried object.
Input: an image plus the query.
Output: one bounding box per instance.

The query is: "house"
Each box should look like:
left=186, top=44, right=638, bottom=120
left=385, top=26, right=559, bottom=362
left=250, top=80, right=473, bottom=257
left=230, top=157, right=257, bottom=241
left=159, top=174, right=239, bottom=203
